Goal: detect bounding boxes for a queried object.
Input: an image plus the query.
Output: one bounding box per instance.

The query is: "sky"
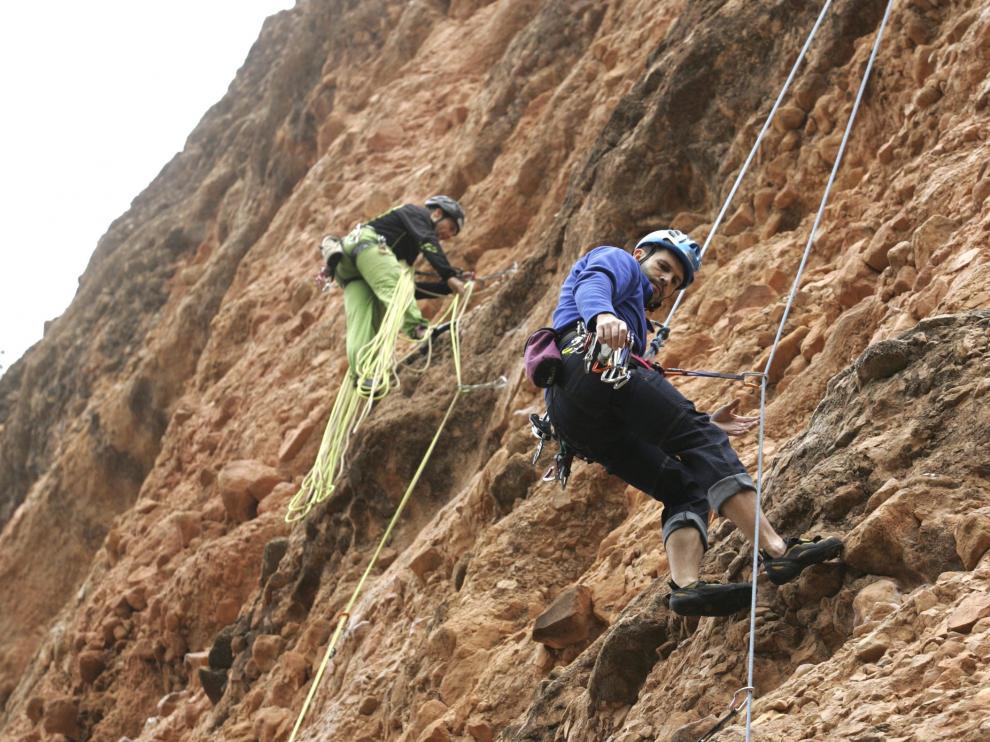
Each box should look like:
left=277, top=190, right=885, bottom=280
left=0, top=0, right=295, bottom=378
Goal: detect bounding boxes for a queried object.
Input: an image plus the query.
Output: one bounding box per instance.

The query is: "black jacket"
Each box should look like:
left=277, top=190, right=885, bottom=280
left=366, top=204, right=460, bottom=296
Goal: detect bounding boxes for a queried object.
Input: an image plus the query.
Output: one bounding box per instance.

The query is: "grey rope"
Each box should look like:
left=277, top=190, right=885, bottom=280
left=742, top=2, right=895, bottom=740
left=662, top=0, right=836, bottom=339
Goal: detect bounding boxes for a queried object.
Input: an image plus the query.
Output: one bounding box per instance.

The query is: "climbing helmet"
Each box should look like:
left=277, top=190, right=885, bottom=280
left=635, top=229, right=702, bottom=289
left=425, top=195, right=465, bottom=234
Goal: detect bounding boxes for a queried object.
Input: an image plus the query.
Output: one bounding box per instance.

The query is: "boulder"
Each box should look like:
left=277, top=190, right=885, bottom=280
left=855, top=339, right=913, bottom=385
left=409, top=547, right=444, bottom=581
left=218, top=460, right=283, bottom=522
left=43, top=696, right=80, bottom=739
left=853, top=579, right=901, bottom=628
left=532, top=585, right=598, bottom=649
left=78, top=650, right=106, bottom=684
left=419, top=719, right=452, bottom=742
left=911, top=215, right=957, bottom=268
left=358, top=695, right=380, bottom=715
left=251, top=634, right=285, bottom=673
left=278, top=418, right=318, bottom=463
left=946, top=593, right=990, bottom=634
left=254, top=706, right=292, bottom=742
left=954, top=512, right=990, bottom=569
left=466, top=719, right=494, bottom=742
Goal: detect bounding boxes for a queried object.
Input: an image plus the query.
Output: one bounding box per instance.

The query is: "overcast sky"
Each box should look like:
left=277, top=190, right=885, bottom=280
left=0, top=0, right=295, bottom=378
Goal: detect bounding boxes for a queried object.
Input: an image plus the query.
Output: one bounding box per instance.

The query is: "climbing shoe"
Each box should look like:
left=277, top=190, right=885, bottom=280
left=761, top=536, right=844, bottom=586
left=668, top=580, right=752, bottom=617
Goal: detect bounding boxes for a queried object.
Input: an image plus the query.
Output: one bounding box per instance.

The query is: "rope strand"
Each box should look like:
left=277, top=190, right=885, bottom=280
left=288, top=284, right=498, bottom=741
left=742, top=3, right=894, bottom=739
left=660, top=0, right=836, bottom=346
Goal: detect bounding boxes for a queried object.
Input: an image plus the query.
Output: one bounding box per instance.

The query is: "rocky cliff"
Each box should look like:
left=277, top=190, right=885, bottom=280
left=1, top=0, right=989, bottom=740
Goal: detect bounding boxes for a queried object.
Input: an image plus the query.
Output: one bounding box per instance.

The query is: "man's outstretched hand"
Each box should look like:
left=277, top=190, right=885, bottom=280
left=595, top=312, right=628, bottom=349
left=710, top=399, right=758, bottom=436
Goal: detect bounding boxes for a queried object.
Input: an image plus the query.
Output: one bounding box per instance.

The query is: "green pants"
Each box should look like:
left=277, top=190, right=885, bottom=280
left=334, top=226, right=425, bottom=374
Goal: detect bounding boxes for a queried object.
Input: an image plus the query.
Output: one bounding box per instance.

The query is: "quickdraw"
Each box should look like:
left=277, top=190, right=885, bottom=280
left=529, top=411, right=579, bottom=489
left=582, top=326, right=639, bottom=390
left=697, top=686, right=753, bottom=742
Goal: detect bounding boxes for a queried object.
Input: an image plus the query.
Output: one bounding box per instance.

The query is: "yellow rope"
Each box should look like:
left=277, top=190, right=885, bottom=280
left=288, top=282, right=474, bottom=742
left=352, top=268, right=417, bottom=409
left=285, top=381, right=362, bottom=522
left=395, top=288, right=460, bottom=375
left=285, top=270, right=420, bottom=522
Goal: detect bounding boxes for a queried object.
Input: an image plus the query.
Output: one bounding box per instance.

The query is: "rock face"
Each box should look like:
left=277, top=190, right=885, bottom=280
left=1, top=1, right=990, bottom=741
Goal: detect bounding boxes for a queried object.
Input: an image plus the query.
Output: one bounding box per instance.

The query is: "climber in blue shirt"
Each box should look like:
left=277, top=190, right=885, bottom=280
left=546, top=229, right=843, bottom=617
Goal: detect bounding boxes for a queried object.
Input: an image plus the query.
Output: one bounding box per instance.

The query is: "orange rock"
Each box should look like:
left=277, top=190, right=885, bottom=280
left=26, top=696, right=44, bottom=723
left=77, top=651, right=106, bottom=688
left=42, top=697, right=80, bottom=739
left=853, top=579, right=901, bottom=629
left=253, top=706, right=292, bottom=742
left=358, top=695, right=380, bottom=714
left=773, top=105, right=806, bottom=131
left=415, top=699, right=449, bottom=732
left=409, top=547, right=444, bottom=581
left=251, top=634, right=285, bottom=673
left=418, top=718, right=452, bottom=742
left=855, top=637, right=889, bottom=663
left=532, top=585, right=598, bottom=649
left=219, top=460, right=283, bottom=500
left=954, top=512, right=990, bottom=569
left=947, top=593, right=990, bottom=634
left=278, top=418, right=318, bottom=463
left=465, top=718, right=494, bottom=742
left=723, top=203, right=754, bottom=236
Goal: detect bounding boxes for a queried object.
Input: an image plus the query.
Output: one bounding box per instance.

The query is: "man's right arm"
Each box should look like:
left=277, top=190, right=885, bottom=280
left=572, top=249, right=638, bottom=347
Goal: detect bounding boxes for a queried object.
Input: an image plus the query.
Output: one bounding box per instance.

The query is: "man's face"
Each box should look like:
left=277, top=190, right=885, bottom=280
left=431, top=208, right=459, bottom=240
left=634, top=246, right=685, bottom=310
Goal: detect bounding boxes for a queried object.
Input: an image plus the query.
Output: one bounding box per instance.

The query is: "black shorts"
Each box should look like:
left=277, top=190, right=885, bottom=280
left=547, top=347, right=754, bottom=547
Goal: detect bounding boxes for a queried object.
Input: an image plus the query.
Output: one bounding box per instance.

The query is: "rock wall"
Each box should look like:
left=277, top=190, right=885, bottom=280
left=1, top=0, right=988, bottom=740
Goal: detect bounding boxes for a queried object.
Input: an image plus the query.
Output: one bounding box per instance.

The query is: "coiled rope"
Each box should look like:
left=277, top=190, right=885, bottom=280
left=285, top=269, right=420, bottom=521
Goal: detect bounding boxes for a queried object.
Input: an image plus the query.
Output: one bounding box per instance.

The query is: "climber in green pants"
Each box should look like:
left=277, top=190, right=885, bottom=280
left=324, top=196, right=467, bottom=378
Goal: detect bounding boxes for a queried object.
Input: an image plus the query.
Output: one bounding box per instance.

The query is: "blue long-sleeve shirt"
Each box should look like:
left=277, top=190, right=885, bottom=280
left=551, top=246, right=654, bottom=355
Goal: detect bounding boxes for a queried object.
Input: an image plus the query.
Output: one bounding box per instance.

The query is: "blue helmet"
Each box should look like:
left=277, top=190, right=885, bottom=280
left=635, top=229, right=702, bottom=289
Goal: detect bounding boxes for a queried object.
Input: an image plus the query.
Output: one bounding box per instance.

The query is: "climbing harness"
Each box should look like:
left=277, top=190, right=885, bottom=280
left=529, top=322, right=762, bottom=489
left=314, top=225, right=391, bottom=293
left=288, top=281, right=508, bottom=741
